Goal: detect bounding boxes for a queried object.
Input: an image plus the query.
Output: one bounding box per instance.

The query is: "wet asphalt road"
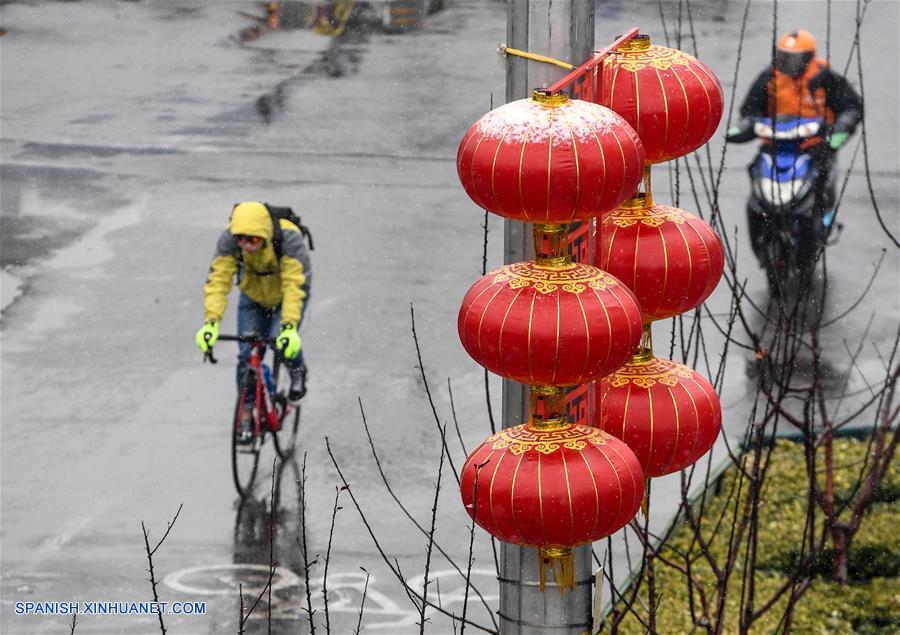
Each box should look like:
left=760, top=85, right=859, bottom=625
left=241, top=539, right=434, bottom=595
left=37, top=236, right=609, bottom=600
left=1, top=1, right=898, bottom=633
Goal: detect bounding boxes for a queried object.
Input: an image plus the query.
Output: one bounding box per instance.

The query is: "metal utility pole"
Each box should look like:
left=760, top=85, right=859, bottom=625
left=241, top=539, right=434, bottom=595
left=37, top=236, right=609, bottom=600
left=501, top=1, right=595, bottom=633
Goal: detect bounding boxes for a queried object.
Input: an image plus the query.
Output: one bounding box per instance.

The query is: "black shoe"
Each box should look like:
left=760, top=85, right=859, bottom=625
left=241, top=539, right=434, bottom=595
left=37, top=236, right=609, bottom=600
left=289, top=365, right=307, bottom=402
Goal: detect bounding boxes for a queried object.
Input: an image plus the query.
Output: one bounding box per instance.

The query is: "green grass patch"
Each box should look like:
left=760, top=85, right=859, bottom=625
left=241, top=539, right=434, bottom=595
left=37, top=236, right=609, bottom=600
left=609, top=438, right=900, bottom=634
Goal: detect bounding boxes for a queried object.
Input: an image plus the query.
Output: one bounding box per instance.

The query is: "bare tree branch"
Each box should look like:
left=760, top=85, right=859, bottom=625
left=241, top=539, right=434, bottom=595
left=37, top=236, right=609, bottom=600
left=141, top=503, right=182, bottom=635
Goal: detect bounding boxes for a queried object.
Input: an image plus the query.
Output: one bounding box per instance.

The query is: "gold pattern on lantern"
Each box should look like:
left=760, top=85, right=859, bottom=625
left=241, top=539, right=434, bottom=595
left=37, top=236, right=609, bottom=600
left=607, top=205, right=688, bottom=228
left=491, top=262, right=617, bottom=295
left=607, top=358, right=695, bottom=388
left=490, top=425, right=612, bottom=455
left=610, top=46, right=695, bottom=73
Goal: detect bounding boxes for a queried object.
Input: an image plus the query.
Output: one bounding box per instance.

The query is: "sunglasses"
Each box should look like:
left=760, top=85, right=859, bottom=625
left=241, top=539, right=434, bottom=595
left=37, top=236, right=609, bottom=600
left=233, top=234, right=263, bottom=246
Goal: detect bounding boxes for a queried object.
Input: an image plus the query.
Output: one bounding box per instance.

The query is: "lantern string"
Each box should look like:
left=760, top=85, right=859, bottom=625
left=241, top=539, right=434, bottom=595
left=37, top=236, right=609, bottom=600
left=529, top=385, right=569, bottom=430
left=642, top=166, right=653, bottom=203
left=620, top=167, right=654, bottom=209
left=632, top=324, right=655, bottom=364
left=532, top=223, right=571, bottom=268
left=641, top=478, right=652, bottom=518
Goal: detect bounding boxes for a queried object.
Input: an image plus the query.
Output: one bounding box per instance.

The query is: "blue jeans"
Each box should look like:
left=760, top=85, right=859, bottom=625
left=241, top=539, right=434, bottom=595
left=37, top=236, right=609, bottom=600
left=236, top=293, right=305, bottom=394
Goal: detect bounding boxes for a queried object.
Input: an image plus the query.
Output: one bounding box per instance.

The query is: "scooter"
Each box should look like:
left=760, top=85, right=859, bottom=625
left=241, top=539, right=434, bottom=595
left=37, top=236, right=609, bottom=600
left=730, top=116, right=842, bottom=295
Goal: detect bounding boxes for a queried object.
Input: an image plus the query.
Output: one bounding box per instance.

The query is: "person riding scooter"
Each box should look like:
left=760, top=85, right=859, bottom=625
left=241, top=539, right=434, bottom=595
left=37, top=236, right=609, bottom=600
left=728, top=29, right=863, bottom=149
left=727, top=29, right=863, bottom=270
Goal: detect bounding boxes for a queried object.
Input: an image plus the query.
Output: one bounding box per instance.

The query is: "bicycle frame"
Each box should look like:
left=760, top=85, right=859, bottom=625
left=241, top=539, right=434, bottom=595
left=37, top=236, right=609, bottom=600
left=203, top=334, right=301, bottom=496
left=210, top=335, right=284, bottom=436
left=244, top=340, right=281, bottom=435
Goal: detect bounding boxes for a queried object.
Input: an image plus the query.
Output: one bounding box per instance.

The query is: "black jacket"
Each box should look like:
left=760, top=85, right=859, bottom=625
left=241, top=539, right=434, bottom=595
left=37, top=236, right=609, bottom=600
left=739, top=64, right=863, bottom=135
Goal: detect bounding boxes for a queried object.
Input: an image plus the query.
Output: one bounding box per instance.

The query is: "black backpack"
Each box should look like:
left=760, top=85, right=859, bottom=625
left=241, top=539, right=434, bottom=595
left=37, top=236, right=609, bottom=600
left=264, top=203, right=314, bottom=257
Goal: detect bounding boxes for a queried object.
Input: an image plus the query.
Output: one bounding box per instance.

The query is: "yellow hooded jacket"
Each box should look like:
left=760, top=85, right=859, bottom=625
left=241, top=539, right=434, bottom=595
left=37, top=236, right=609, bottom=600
left=203, top=202, right=310, bottom=325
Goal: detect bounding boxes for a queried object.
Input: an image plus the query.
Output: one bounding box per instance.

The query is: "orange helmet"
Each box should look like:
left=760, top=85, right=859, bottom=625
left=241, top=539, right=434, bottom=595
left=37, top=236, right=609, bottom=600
left=776, top=30, right=816, bottom=77
left=778, top=30, right=817, bottom=53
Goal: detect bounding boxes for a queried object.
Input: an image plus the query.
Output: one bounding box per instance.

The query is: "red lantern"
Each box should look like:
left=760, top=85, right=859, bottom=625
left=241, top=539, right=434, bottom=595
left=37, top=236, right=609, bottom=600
left=460, top=416, right=643, bottom=589
left=458, top=260, right=643, bottom=386
left=457, top=90, right=646, bottom=223
left=600, top=34, right=724, bottom=164
left=598, top=197, right=724, bottom=322
left=594, top=352, right=721, bottom=477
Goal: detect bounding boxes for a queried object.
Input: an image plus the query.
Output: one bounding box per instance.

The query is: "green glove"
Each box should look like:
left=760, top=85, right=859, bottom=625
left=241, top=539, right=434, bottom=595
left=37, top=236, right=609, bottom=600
left=276, top=323, right=302, bottom=360
left=195, top=320, right=219, bottom=353
left=827, top=131, right=850, bottom=151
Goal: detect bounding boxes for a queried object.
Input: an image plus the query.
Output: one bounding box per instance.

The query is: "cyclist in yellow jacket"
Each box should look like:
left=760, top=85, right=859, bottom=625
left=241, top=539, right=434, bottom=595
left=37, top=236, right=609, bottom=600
left=195, top=201, right=311, bottom=422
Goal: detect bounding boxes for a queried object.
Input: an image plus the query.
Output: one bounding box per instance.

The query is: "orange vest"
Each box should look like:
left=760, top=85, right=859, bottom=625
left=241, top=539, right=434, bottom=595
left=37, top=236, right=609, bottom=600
left=768, top=58, right=835, bottom=123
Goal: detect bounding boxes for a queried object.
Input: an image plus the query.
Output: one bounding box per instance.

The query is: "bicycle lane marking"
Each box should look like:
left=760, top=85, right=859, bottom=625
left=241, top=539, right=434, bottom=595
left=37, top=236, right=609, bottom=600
left=163, top=565, right=498, bottom=628
left=163, top=564, right=300, bottom=596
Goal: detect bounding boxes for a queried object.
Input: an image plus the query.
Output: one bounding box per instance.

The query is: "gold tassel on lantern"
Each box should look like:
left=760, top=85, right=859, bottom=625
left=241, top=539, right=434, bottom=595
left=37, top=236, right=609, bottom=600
left=539, top=546, right=576, bottom=594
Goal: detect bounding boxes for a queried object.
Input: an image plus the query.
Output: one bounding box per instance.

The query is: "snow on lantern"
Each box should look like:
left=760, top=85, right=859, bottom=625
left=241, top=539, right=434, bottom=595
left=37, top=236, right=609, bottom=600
left=457, top=89, right=646, bottom=223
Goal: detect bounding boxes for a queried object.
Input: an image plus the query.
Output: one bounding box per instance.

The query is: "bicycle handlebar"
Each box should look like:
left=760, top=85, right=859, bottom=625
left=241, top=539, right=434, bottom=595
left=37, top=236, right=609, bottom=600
left=216, top=334, right=278, bottom=345
left=202, top=334, right=284, bottom=365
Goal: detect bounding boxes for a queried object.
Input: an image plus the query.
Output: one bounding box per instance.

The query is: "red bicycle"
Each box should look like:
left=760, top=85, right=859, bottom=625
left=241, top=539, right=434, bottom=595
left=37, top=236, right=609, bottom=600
left=205, top=334, right=300, bottom=497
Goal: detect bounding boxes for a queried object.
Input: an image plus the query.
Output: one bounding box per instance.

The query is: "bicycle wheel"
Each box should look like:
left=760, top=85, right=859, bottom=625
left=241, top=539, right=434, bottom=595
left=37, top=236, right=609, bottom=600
left=272, top=393, right=300, bottom=459
left=232, top=369, right=262, bottom=498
